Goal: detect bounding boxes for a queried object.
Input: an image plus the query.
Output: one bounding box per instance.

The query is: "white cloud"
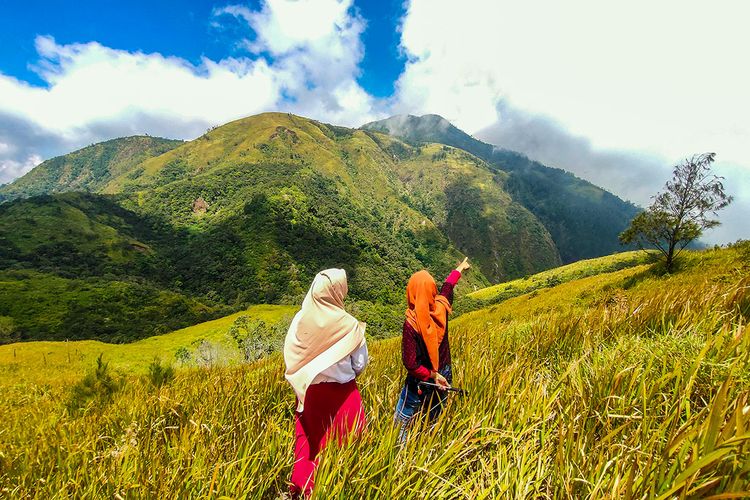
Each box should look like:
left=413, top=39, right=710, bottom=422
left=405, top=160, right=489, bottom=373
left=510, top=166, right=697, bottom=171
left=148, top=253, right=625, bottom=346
left=0, top=154, right=42, bottom=185
left=1, top=38, right=278, bottom=135
left=1, top=0, right=747, bottom=243
left=393, top=0, right=750, bottom=243
left=0, top=0, right=381, bottom=184
left=215, top=0, right=378, bottom=124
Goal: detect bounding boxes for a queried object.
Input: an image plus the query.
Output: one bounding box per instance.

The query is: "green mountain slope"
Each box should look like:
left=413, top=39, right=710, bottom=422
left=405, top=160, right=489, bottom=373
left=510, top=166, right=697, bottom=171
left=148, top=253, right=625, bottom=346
left=101, top=112, right=557, bottom=286
left=0, top=192, right=170, bottom=278
left=0, top=113, right=565, bottom=342
left=362, top=135, right=560, bottom=280
left=362, top=114, right=640, bottom=263
left=0, top=269, right=226, bottom=343
left=0, top=136, right=183, bottom=203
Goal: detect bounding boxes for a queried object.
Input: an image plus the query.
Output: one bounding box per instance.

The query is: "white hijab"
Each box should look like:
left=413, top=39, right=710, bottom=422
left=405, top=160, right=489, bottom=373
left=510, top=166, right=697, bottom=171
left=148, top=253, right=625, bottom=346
left=283, top=269, right=365, bottom=412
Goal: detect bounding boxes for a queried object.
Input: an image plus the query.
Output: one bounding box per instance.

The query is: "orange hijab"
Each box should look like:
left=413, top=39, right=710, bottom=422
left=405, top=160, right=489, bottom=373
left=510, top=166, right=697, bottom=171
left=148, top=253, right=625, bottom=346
left=405, top=270, right=452, bottom=371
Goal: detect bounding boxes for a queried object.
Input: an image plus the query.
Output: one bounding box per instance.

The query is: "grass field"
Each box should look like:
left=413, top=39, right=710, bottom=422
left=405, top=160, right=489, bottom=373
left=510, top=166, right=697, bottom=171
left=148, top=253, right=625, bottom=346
left=0, top=304, right=296, bottom=387
left=1, top=245, right=749, bottom=498
left=456, top=250, right=654, bottom=314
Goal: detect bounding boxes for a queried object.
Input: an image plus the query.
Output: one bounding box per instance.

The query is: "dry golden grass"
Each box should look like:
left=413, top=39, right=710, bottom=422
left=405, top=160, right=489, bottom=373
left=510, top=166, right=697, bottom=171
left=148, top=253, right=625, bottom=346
left=1, top=245, right=749, bottom=498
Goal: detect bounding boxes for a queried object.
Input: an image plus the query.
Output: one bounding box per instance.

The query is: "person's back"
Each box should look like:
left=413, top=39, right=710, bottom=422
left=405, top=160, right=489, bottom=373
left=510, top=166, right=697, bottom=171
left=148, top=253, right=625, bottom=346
left=283, top=268, right=368, bottom=498
left=394, top=258, right=471, bottom=440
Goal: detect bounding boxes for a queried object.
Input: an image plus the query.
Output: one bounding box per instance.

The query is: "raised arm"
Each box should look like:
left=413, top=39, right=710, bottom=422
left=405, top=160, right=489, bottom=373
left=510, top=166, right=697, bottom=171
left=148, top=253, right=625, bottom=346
left=439, top=257, right=471, bottom=304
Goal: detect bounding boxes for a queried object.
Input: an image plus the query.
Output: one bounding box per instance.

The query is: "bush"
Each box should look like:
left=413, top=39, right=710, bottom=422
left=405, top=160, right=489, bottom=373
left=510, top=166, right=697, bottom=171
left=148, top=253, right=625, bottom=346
left=174, top=346, right=191, bottom=366
left=345, top=300, right=402, bottom=339
left=0, top=316, right=15, bottom=344
left=229, top=314, right=292, bottom=362
left=67, top=354, right=123, bottom=413
left=147, top=357, right=175, bottom=388
left=192, top=339, right=221, bottom=367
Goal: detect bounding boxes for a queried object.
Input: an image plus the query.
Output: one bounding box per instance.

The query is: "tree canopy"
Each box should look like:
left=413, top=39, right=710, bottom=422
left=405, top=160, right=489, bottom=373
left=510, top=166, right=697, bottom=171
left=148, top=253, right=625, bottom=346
left=620, top=153, right=732, bottom=271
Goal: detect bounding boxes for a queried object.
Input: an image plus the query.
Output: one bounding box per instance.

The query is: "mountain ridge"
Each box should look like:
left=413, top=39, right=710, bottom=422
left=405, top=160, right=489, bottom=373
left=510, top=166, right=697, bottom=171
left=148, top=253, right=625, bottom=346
left=0, top=135, right=184, bottom=203
left=362, top=114, right=640, bottom=262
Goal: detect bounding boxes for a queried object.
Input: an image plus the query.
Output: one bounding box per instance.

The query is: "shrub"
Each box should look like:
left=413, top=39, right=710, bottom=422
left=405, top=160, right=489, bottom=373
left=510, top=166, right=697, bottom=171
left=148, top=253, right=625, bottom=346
left=192, top=338, right=221, bottom=367
left=67, top=354, right=123, bottom=413
left=228, top=314, right=292, bottom=362
left=174, top=346, right=191, bottom=366
left=345, top=300, right=402, bottom=339
left=0, top=316, right=15, bottom=344
left=147, top=357, right=175, bottom=388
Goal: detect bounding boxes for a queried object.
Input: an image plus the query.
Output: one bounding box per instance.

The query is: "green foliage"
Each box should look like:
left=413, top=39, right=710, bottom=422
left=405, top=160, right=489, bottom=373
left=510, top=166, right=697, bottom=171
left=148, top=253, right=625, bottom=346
left=0, top=136, right=182, bottom=202
left=363, top=114, right=641, bottom=263
left=346, top=300, right=402, bottom=339
left=174, top=347, right=191, bottom=366
left=67, top=354, right=124, bottom=413
left=229, top=314, right=293, bottom=362
left=620, top=153, right=733, bottom=271
left=0, top=270, right=227, bottom=343
left=0, top=316, right=14, bottom=344
left=147, top=358, right=175, bottom=388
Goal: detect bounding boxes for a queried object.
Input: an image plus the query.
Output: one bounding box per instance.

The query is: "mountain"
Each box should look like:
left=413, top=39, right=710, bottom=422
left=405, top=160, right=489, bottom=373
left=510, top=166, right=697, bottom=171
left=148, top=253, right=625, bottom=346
left=0, top=113, right=563, bottom=342
left=101, top=112, right=558, bottom=286
left=0, top=136, right=183, bottom=203
left=362, top=115, right=640, bottom=262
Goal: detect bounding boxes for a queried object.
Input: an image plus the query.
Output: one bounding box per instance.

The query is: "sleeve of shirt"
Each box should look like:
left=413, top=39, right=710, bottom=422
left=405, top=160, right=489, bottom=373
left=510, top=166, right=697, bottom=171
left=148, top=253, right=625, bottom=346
left=401, top=322, right=432, bottom=380
left=350, top=339, right=369, bottom=376
left=439, top=270, right=462, bottom=304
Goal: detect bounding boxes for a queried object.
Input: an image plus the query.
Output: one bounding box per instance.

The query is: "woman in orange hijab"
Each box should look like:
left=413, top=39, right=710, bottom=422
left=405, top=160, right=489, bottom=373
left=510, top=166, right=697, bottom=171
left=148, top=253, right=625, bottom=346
left=394, top=257, right=470, bottom=440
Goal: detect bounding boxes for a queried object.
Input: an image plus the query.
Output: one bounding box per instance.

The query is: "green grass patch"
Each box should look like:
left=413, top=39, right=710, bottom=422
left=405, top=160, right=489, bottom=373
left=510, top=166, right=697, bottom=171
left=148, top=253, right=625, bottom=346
left=456, top=249, right=654, bottom=314
left=0, top=304, right=295, bottom=386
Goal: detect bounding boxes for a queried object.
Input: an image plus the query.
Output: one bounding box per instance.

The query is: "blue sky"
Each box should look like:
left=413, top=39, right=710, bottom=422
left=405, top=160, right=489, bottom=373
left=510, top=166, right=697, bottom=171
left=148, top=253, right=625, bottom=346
left=0, top=0, right=406, bottom=96
left=0, top=0, right=748, bottom=243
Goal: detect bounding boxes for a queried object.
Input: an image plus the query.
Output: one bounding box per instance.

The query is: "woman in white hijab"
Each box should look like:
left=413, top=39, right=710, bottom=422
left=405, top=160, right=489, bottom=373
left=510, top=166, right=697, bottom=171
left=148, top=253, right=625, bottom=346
left=283, top=268, right=368, bottom=498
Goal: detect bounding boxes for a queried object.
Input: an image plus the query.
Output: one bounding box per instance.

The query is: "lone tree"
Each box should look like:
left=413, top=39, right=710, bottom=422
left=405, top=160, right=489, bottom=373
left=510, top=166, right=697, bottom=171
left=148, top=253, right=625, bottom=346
left=620, top=153, right=732, bottom=271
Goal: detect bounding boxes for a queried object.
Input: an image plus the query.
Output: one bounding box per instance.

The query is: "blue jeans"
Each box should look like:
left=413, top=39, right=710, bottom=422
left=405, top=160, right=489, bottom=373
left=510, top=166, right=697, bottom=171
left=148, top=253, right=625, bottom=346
left=394, top=365, right=452, bottom=442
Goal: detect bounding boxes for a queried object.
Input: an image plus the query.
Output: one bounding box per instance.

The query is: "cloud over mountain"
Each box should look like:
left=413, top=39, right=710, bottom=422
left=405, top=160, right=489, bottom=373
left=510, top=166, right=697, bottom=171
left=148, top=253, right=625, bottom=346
left=0, top=0, right=747, bottom=243
left=0, top=0, right=380, bottom=185
left=391, top=0, right=750, bottom=243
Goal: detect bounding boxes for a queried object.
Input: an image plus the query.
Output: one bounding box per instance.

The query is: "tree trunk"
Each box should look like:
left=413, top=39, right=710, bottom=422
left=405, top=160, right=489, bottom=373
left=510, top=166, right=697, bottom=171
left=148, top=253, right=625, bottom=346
left=666, top=240, right=676, bottom=272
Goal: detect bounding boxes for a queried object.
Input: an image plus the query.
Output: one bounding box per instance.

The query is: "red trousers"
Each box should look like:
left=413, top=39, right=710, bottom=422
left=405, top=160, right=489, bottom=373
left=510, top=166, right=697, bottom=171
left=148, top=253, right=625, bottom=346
left=290, top=379, right=365, bottom=497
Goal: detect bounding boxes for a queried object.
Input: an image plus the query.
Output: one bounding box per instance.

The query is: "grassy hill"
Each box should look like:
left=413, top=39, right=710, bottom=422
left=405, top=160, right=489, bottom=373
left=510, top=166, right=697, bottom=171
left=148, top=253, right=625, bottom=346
left=0, top=304, right=294, bottom=387
left=0, top=136, right=183, bottom=203
left=103, top=112, right=558, bottom=284
left=362, top=114, right=641, bottom=263
left=1, top=113, right=567, bottom=342
left=0, top=192, right=172, bottom=278
left=456, top=249, right=655, bottom=313
left=0, top=244, right=748, bottom=497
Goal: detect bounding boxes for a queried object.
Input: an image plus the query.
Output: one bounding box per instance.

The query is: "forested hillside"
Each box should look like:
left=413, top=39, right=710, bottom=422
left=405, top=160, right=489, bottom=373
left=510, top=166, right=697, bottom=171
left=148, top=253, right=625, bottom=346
left=0, top=136, right=183, bottom=203
left=362, top=114, right=640, bottom=262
